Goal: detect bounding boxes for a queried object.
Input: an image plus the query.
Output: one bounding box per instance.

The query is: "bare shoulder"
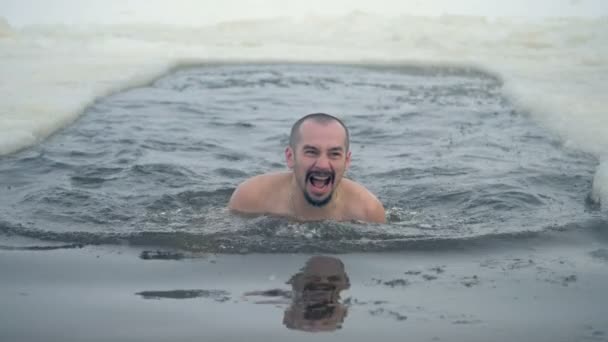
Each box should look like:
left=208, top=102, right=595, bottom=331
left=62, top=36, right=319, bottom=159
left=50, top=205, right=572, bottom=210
left=228, top=172, right=290, bottom=213
left=342, top=179, right=386, bottom=223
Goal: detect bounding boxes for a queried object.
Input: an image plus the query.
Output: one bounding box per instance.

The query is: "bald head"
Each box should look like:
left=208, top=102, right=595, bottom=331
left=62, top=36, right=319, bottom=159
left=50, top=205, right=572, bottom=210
left=289, top=113, right=350, bottom=152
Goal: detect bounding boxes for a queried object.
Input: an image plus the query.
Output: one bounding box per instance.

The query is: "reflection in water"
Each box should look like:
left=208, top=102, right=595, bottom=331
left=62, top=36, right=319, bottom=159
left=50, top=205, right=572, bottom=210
left=283, top=256, right=350, bottom=332
left=135, top=289, right=230, bottom=302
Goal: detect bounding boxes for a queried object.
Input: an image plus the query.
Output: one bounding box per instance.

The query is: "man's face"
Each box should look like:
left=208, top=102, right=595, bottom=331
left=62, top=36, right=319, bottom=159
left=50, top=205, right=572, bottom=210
left=286, top=120, right=351, bottom=207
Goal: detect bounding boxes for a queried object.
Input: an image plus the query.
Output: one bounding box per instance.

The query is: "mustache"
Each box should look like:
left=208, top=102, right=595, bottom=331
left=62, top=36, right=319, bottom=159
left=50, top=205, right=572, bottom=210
left=307, top=170, right=334, bottom=178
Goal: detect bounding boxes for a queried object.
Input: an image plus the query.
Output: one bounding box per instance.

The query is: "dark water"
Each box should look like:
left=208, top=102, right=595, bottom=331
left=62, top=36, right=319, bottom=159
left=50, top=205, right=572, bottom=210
left=0, top=64, right=604, bottom=253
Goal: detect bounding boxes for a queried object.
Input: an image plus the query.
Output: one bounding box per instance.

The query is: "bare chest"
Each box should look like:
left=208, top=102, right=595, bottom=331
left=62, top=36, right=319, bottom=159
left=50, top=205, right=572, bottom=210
left=268, top=191, right=365, bottom=222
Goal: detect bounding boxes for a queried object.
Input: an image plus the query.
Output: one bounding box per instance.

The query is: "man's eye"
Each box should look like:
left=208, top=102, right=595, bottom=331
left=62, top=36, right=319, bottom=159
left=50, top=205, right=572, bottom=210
left=304, top=150, right=317, bottom=155
left=331, top=152, right=342, bottom=158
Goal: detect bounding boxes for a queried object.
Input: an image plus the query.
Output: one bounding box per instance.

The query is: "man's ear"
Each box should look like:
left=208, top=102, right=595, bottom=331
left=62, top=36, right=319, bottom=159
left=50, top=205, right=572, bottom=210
left=285, top=146, right=295, bottom=169
left=345, top=150, right=352, bottom=170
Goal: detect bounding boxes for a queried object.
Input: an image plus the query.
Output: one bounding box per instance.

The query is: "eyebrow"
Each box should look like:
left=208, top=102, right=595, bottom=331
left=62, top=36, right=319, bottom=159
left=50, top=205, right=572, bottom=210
left=302, top=145, right=344, bottom=152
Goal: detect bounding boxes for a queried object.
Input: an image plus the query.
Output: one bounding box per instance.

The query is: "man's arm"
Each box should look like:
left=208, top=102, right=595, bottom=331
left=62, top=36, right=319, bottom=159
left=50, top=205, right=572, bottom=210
left=228, top=178, right=264, bottom=213
left=345, top=179, right=386, bottom=224
left=366, top=196, right=386, bottom=224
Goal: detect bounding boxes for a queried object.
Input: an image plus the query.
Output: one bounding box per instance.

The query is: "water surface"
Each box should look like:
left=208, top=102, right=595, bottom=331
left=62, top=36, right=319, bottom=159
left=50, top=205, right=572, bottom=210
left=0, top=64, right=602, bottom=252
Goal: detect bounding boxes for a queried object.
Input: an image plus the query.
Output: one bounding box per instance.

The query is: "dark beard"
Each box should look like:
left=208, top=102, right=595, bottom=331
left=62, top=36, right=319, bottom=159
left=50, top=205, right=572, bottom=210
left=304, top=191, right=333, bottom=207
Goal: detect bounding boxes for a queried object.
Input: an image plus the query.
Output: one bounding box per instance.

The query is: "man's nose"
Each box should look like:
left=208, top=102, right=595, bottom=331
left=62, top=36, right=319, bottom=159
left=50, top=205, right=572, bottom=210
left=315, top=154, right=331, bottom=169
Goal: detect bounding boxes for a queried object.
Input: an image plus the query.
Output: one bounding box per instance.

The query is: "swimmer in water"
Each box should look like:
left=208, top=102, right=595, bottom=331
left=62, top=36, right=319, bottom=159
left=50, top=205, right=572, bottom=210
left=228, top=113, right=385, bottom=223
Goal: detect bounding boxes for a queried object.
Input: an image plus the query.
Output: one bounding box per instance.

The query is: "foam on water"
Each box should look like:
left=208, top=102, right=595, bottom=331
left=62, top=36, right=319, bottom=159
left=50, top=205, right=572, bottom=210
left=0, top=10, right=607, bottom=207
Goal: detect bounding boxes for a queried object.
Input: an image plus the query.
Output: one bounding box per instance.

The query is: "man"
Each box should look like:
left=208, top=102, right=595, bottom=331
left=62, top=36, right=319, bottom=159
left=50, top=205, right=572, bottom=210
left=228, top=113, right=385, bottom=223
left=284, top=256, right=350, bottom=332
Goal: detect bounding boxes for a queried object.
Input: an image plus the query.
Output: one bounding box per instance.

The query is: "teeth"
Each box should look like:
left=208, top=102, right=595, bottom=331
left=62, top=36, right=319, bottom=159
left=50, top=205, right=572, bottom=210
left=308, top=172, right=333, bottom=188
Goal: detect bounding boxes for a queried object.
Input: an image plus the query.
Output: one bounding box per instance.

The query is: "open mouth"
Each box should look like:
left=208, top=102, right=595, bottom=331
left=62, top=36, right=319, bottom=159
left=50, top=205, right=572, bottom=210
left=307, top=171, right=334, bottom=191
left=304, top=283, right=336, bottom=292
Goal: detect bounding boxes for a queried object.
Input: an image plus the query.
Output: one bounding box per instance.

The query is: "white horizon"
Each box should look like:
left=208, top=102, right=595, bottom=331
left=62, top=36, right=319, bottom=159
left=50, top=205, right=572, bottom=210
left=1, top=0, right=607, bottom=27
